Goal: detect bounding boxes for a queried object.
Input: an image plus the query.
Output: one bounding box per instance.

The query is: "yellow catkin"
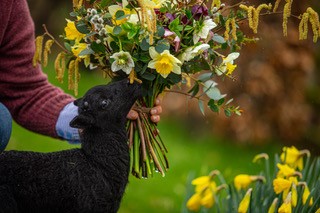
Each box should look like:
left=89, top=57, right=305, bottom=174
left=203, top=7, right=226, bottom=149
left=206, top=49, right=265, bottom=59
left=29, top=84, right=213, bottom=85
left=212, top=0, right=221, bottom=8
left=74, top=58, right=80, bottom=96
left=137, top=0, right=157, bottom=45
left=72, top=0, right=78, bottom=8
left=253, top=4, right=272, bottom=33
left=240, top=4, right=272, bottom=34
left=299, top=13, right=309, bottom=40
left=77, top=0, right=83, bottom=8
left=307, top=7, right=320, bottom=42
left=282, top=0, right=293, bottom=37
left=68, top=60, right=75, bottom=90
left=42, top=39, right=54, bottom=67
left=32, top=35, right=44, bottom=67
left=231, top=17, right=237, bottom=40
left=224, top=19, right=230, bottom=41
left=273, top=0, right=282, bottom=12
left=54, top=52, right=66, bottom=83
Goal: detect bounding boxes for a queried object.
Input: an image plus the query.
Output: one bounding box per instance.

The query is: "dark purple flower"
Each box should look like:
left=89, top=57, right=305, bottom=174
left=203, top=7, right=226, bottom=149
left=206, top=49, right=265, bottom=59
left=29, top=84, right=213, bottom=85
left=191, top=5, right=208, bottom=20
left=165, top=13, right=176, bottom=22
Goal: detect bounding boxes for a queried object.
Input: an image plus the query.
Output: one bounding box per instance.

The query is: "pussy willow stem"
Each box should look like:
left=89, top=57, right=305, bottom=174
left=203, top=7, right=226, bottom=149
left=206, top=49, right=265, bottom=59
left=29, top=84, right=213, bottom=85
left=42, top=24, right=69, bottom=53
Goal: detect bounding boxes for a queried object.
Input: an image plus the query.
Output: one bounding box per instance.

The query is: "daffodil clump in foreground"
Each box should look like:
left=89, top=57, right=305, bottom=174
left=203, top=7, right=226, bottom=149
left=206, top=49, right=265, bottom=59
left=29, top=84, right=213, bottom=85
left=33, top=0, right=320, bottom=178
left=185, top=146, right=320, bottom=212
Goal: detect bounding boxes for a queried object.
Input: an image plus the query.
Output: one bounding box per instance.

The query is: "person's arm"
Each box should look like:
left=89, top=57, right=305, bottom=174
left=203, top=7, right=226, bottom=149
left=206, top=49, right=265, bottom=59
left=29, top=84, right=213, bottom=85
left=0, top=0, right=74, bottom=138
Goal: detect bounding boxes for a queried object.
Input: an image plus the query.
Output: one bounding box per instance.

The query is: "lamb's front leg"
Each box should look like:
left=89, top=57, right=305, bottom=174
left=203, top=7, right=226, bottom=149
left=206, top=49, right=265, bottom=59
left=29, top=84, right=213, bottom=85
left=0, top=185, right=18, bottom=213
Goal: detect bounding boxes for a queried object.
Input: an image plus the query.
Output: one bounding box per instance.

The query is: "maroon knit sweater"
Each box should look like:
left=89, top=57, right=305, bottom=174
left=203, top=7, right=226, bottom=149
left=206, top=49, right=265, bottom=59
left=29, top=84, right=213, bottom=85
left=0, top=0, right=74, bottom=138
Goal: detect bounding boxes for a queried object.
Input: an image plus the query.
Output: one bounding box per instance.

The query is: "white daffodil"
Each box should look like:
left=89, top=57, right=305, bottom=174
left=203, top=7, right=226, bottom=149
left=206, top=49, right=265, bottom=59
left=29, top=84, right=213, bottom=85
left=148, top=47, right=182, bottom=78
left=193, top=18, right=217, bottom=44
left=110, top=51, right=134, bottom=74
left=179, top=44, right=210, bottom=63
left=203, top=80, right=226, bottom=100
left=108, top=0, right=139, bottom=25
left=216, top=52, right=240, bottom=76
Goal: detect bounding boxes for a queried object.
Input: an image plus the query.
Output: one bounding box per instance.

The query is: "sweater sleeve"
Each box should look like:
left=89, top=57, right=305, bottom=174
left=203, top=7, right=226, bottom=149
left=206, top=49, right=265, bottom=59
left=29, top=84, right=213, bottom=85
left=0, top=0, right=75, bottom=138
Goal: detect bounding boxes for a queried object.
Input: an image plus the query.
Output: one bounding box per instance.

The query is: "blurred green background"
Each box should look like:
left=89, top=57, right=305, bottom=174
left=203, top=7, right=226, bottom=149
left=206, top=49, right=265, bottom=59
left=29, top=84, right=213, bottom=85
left=6, top=0, right=320, bottom=212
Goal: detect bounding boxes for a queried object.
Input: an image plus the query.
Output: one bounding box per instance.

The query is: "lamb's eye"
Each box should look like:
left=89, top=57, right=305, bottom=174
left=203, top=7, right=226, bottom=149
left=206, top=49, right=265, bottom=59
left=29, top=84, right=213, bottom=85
left=101, top=99, right=110, bottom=109
left=83, top=101, right=89, bottom=108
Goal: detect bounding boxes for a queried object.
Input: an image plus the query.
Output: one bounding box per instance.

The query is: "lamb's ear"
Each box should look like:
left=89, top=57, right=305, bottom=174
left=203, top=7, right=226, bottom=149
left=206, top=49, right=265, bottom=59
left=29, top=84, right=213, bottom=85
left=69, top=115, right=93, bottom=128
left=73, top=98, right=82, bottom=106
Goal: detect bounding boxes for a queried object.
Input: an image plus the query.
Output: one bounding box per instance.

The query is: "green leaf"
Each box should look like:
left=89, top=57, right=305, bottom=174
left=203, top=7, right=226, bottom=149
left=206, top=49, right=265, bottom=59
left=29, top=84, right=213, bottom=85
left=140, top=38, right=150, bottom=51
left=113, top=26, right=122, bottom=35
left=127, top=30, right=138, bottom=39
left=217, top=98, right=225, bottom=106
left=155, top=42, right=169, bottom=53
left=188, top=83, right=199, bottom=97
left=141, top=72, right=156, bottom=81
left=224, top=108, right=232, bottom=117
left=90, top=42, right=106, bottom=53
left=100, top=0, right=112, bottom=8
left=208, top=100, right=219, bottom=113
left=75, top=21, right=90, bottom=34
left=115, top=10, right=125, bottom=19
left=157, top=26, right=165, bottom=37
left=78, top=47, right=94, bottom=56
left=64, top=42, right=72, bottom=52
left=70, top=11, right=78, bottom=17
left=198, top=100, right=205, bottom=116
left=186, top=10, right=192, bottom=19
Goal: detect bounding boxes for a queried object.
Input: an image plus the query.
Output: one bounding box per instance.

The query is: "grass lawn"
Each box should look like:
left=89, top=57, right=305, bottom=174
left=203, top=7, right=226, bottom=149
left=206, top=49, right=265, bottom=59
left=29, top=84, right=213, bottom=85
left=6, top=67, right=281, bottom=212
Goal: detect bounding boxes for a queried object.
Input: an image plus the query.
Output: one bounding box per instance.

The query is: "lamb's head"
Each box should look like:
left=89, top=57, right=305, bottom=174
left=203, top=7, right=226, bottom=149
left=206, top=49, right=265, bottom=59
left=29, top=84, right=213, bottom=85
left=70, top=79, right=141, bottom=130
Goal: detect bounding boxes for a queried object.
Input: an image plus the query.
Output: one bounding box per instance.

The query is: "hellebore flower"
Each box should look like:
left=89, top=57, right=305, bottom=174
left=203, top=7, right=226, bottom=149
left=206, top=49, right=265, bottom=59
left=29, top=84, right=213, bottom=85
left=108, top=0, right=139, bottom=25
left=179, top=44, right=210, bottom=63
left=193, top=18, right=217, bottom=44
left=191, top=5, right=209, bottom=20
left=110, top=51, right=134, bottom=74
left=148, top=47, right=181, bottom=78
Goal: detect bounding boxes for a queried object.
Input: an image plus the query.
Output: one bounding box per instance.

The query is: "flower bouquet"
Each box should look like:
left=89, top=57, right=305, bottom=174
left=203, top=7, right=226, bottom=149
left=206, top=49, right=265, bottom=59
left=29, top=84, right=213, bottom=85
left=33, top=0, right=319, bottom=178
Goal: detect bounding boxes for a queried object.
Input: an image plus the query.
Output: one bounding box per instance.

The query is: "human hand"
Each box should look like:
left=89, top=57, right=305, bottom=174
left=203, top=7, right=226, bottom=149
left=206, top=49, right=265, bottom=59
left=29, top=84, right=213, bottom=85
left=56, top=102, right=80, bottom=144
left=127, top=97, right=162, bottom=123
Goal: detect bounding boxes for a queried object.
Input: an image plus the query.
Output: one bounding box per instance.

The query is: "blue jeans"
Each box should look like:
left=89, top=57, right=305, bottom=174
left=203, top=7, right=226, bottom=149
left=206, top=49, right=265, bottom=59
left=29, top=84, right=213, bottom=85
left=0, top=102, right=12, bottom=151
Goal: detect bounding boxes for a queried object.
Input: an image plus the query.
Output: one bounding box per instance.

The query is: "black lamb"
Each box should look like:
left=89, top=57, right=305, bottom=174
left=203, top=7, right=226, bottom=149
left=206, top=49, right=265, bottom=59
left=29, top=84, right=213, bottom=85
left=0, top=79, right=141, bottom=212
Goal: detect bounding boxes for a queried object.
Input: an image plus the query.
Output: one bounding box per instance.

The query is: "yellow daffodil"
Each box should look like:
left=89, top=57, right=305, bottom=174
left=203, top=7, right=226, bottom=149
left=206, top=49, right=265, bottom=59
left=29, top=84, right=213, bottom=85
left=71, top=42, right=88, bottom=58
left=192, top=175, right=217, bottom=193
left=216, top=52, right=240, bottom=76
left=267, top=198, right=278, bottom=213
left=234, top=174, right=265, bottom=191
left=291, top=183, right=297, bottom=207
left=280, top=146, right=310, bottom=170
left=302, top=185, right=313, bottom=206
left=238, top=188, right=252, bottom=213
left=64, top=19, right=86, bottom=42
left=148, top=47, right=181, bottom=78
left=200, top=188, right=215, bottom=208
left=234, top=175, right=252, bottom=191
left=110, top=51, right=134, bottom=74
left=187, top=171, right=220, bottom=211
left=273, top=177, right=292, bottom=194
left=277, top=163, right=295, bottom=178
left=186, top=193, right=202, bottom=212
left=278, top=192, right=292, bottom=213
